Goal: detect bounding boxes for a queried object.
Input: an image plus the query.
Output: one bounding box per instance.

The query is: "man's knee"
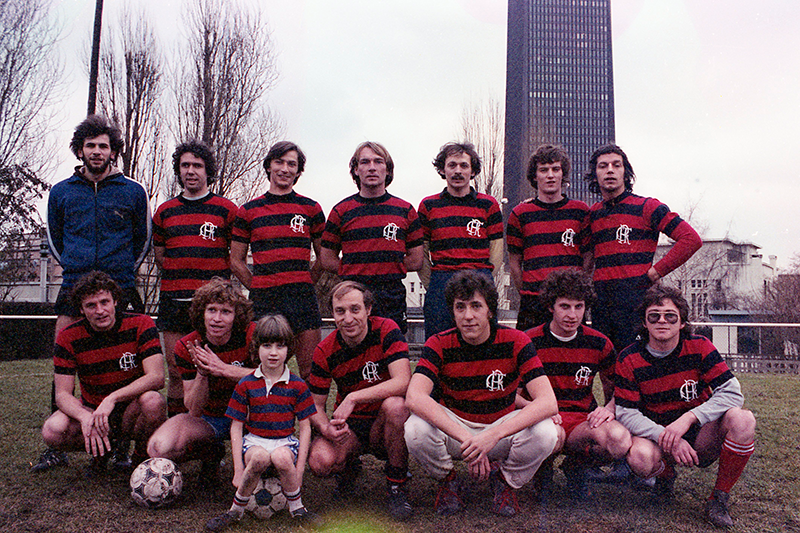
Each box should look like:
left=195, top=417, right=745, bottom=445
left=723, top=407, right=756, bottom=440
left=308, top=438, right=339, bottom=477
left=627, top=438, right=661, bottom=477
left=381, top=396, right=409, bottom=426
left=403, top=414, right=438, bottom=451
left=138, top=391, right=166, bottom=420
left=41, top=412, right=71, bottom=448
left=600, top=422, right=632, bottom=458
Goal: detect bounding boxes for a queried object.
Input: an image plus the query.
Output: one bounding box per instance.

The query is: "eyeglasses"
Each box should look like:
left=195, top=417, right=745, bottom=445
left=646, top=312, right=680, bottom=325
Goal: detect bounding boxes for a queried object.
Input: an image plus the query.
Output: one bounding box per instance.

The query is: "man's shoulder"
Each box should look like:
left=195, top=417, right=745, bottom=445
left=120, top=312, right=157, bottom=331
left=494, top=324, right=532, bottom=346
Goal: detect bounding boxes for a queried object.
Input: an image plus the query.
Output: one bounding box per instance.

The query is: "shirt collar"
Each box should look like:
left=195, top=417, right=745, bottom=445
left=253, top=364, right=291, bottom=384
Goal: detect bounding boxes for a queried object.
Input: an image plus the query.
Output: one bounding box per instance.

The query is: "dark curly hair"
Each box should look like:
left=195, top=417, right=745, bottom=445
left=538, top=269, right=595, bottom=312
left=349, top=141, right=394, bottom=190
left=250, top=314, right=295, bottom=363
left=188, top=278, right=253, bottom=339
left=637, top=284, right=693, bottom=342
left=172, top=140, right=217, bottom=188
left=263, top=141, right=306, bottom=184
left=432, top=142, right=481, bottom=179
left=584, top=144, right=635, bottom=195
left=69, top=115, right=124, bottom=162
left=70, top=270, right=123, bottom=311
left=527, top=144, right=570, bottom=189
left=444, top=270, right=498, bottom=320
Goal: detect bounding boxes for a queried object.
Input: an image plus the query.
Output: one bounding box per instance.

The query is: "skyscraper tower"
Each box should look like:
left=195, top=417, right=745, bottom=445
left=503, top=0, right=615, bottom=210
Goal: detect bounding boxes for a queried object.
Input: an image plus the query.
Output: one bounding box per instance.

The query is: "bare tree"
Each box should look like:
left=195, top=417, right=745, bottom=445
left=459, top=96, right=504, bottom=200
left=0, top=0, right=62, bottom=301
left=174, top=0, right=284, bottom=204
left=96, top=4, right=170, bottom=310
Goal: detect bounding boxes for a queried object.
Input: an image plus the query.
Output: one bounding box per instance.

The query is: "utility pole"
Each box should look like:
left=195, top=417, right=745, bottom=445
left=87, top=0, right=104, bottom=115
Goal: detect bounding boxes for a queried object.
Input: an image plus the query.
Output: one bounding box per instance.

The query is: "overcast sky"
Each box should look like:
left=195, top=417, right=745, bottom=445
left=49, top=0, right=800, bottom=268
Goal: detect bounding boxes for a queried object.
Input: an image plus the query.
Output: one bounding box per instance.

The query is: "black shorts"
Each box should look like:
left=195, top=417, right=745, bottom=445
left=347, top=417, right=388, bottom=460
left=55, top=285, right=144, bottom=317
left=250, top=284, right=322, bottom=333
left=82, top=399, right=132, bottom=440
left=349, top=278, right=407, bottom=333
left=516, top=293, right=550, bottom=332
left=156, top=296, right=194, bottom=333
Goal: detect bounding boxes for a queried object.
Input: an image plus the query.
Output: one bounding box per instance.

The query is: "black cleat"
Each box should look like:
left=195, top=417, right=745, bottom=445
left=31, top=448, right=68, bottom=472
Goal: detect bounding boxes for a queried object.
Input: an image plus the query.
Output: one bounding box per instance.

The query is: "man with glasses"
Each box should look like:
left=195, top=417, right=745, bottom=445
left=615, top=285, right=756, bottom=528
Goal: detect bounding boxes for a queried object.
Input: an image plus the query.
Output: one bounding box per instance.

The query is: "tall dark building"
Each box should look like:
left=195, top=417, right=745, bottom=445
left=503, top=0, right=615, bottom=211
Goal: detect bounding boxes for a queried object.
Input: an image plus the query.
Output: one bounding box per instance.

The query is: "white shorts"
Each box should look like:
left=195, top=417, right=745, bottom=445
left=242, top=433, right=300, bottom=463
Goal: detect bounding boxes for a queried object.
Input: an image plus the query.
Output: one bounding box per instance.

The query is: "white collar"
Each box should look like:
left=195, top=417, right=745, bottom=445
left=254, top=364, right=290, bottom=384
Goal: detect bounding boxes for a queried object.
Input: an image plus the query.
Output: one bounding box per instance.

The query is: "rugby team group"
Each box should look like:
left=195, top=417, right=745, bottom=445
left=33, top=114, right=757, bottom=530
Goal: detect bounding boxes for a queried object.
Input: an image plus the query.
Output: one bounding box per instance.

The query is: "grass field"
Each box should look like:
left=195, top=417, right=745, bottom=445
left=1, top=358, right=799, bottom=533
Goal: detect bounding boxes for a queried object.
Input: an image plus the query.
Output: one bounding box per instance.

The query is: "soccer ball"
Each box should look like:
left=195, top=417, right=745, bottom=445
left=130, top=458, right=183, bottom=509
left=245, top=476, right=287, bottom=519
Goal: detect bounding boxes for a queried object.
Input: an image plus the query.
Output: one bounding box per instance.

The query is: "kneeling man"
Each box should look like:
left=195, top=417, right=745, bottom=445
left=523, top=269, right=631, bottom=498
left=41, top=271, right=166, bottom=471
left=405, top=270, right=558, bottom=517
left=307, top=281, right=413, bottom=520
left=147, top=278, right=255, bottom=480
left=616, top=285, right=756, bottom=528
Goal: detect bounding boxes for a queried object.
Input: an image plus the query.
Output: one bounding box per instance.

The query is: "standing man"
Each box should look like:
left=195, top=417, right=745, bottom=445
left=583, top=144, right=701, bottom=352
left=418, top=142, right=503, bottom=338
left=616, top=285, right=756, bottom=528
left=506, top=144, right=590, bottom=331
left=152, top=141, right=238, bottom=416
left=231, top=141, right=325, bottom=379
left=39, top=271, right=166, bottom=473
left=306, top=281, right=413, bottom=520
left=36, top=115, right=151, bottom=472
left=320, top=141, right=423, bottom=333
left=405, top=270, right=558, bottom=517
left=523, top=269, right=631, bottom=499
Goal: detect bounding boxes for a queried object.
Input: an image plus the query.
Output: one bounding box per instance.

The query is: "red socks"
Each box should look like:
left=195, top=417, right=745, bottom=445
left=713, top=438, right=754, bottom=494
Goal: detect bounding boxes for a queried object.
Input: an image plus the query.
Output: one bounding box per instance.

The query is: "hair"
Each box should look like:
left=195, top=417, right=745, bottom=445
left=172, top=140, right=217, bottom=187
left=250, top=314, right=295, bottom=363
left=188, top=278, right=253, bottom=339
left=444, top=270, right=498, bottom=319
left=349, top=141, right=394, bottom=190
left=432, top=142, right=482, bottom=179
left=70, top=270, right=123, bottom=311
left=69, top=115, right=124, bottom=161
left=584, top=143, right=636, bottom=195
left=526, top=144, right=571, bottom=189
left=263, top=141, right=306, bottom=183
left=330, top=280, right=374, bottom=311
left=538, top=269, right=596, bottom=311
left=637, top=284, right=693, bottom=342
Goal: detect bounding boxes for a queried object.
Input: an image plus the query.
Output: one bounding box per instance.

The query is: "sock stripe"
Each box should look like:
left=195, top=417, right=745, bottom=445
left=283, top=488, right=301, bottom=501
left=233, top=494, right=249, bottom=507
left=723, top=438, right=755, bottom=455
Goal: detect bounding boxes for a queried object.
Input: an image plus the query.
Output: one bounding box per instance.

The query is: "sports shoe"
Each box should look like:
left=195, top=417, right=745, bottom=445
left=109, top=440, right=133, bottom=472
left=387, top=483, right=413, bottom=520
left=705, top=489, right=734, bottom=528
left=200, top=441, right=226, bottom=483
left=561, top=457, right=590, bottom=501
left=205, top=510, right=239, bottom=532
left=435, top=472, right=464, bottom=516
left=333, top=456, right=362, bottom=498
left=290, top=506, right=322, bottom=528
left=585, top=460, right=632, bottom=484
left=489, top=469, right=519, bottom=517
left=31, top=448, right=68, bottom=472
left=654, top=471, right=677, bottom=501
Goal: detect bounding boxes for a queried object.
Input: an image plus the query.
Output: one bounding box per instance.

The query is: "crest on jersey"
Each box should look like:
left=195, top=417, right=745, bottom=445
left=615, top=224, right=632, bottom=245
left=290, top=214, right=306, bottom=234
left=486, top=369, right=506, bottom=392
left=561, top=228, right=576, bottom=247
left=680, top=379, right=698, bottom=402
left=466, top=218, right=483, bottom=237
left=383, top=222, right=399, bottom=242
left=362, top=361, right=380, bottom=383
left=575, top=366, right=592, bottom=387
left=119, top=352, right=137, bottom=371
left=199, top=221, right=218, bottom=241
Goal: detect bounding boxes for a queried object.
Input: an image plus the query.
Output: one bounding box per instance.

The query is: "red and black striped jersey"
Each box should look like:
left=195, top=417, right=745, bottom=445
left=53, top=313, right=162, bottom=408
left=307, top=316, right=409, bottom=420
left=614, top=335, right=734, bottom=427
left=526, top=323, right=615, bottom=413
left=232, top=191, right=325, bottom=290
left=174, top=322, right=256, bottom=418
left=418, top=188, right=503, bottom=272
left=416, top=325, right=545, bottom=424
left=506, top=197, right=590, bottom=296
left=588, top=192, right=701, bottom=288
left=227, top=368, right=316, bottom=439
left=152, top=193, right=238, bottom=300
left=321, top=193, right=423, bottom=282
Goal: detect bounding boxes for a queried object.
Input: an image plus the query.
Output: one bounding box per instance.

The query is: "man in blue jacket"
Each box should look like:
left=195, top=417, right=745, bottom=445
left=34, top=115, right=151, bottom=472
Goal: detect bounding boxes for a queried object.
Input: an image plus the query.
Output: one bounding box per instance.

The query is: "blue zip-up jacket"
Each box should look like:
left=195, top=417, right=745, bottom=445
left=46, top=168, right=152, bottom=290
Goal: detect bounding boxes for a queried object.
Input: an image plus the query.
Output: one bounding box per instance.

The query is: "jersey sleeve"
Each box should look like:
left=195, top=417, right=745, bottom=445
left=486, top=198, right=503, bottom=240
left=505, top=208, right=524, bottom=256
left=307, top=344, right=334, bottom=396
left=137, top=316, right=162, bottom=361
left=310, top=202, right=326, bottom=241
left=405, top=206, right=423, bottom=250
left=382, top=322, right=410, bottom=365
left=231, top=204, right=252, bottom=244
left=226, top=377, right=250, bottom=422
left=321, top=206, right=342, bottom=252
left=292, top=379, right=318, bottom=421
left=645, top=198, right=702, bottom=277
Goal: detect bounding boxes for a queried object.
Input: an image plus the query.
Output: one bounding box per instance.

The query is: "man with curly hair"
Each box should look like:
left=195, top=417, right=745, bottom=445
left=152, top=141, right=238, bottom=416
left=147, top=278, right=256, bottom=482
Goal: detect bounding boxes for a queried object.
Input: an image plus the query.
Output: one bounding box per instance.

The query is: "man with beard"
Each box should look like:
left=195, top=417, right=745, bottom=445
left=35, top=115, right=151, bottom=472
